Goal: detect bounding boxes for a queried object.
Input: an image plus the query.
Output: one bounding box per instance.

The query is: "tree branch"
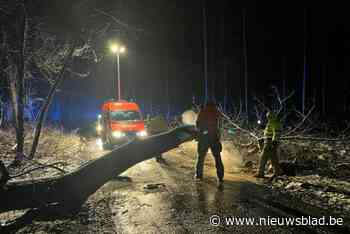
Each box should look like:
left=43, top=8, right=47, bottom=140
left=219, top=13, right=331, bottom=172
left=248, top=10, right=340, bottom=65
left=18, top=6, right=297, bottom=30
left=29, top=39, right=78, bottom=159
left=218, top=108, right=259, bottom=140
left=94, top=9, right=143, bottom=32
left=9, top=162, right=66, bottom=180
left=284, top=105, right=315, bottom=136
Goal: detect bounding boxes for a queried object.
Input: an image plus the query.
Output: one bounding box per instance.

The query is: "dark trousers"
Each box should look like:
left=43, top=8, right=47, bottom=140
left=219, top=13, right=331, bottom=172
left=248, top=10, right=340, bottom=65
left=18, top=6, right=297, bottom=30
left=196, top=135, right=224, bottom=181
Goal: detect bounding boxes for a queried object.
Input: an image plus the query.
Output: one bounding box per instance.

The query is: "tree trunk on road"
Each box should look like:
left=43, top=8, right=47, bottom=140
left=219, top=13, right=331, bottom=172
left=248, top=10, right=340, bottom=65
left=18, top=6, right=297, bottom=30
left=0, top=126, right=196, bottom=213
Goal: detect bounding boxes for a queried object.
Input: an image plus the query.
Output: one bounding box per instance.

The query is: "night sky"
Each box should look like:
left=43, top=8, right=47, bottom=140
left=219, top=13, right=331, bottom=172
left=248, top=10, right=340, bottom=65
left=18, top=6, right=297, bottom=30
left=3, top=0, right=350, bottom=125
left=78, top=1, right=350, bottom=115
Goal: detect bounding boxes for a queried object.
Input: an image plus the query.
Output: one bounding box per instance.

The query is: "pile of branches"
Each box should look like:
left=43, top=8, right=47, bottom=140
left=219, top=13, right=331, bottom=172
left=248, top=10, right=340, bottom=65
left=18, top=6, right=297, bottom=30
left=219, top=86, right=350, bottom=149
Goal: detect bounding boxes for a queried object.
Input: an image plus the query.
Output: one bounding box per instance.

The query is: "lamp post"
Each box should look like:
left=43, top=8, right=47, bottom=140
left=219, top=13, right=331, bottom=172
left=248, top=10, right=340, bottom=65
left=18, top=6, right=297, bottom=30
left=110, top=44, right=126, bottom=100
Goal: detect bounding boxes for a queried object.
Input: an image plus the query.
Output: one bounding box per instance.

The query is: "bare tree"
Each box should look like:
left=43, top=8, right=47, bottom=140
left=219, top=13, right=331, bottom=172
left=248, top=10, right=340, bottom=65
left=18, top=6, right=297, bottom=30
left=202, top=0, right=208, bottom=103
left=28, top=39, right=78, bottom=159
left=1, top=2, right=77, bottom=163
left=302, top=7, right=308, bottom=115
left=242, top=8, right=248, bottom=120
left=0, top=8, right=74, bottom=163
left=4, top=3, right=28, bottom=162
left=1, top=0, right=144, bottom=163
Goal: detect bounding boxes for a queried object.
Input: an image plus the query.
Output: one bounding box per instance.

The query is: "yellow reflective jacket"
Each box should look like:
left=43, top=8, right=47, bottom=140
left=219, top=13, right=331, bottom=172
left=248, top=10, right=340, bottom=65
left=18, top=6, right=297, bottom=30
left=263, top=116, right=282, bottom=141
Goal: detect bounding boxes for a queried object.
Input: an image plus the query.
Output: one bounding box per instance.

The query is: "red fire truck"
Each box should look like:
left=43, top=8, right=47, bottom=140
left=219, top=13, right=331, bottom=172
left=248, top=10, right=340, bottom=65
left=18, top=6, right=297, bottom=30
left=97, top=100, right=147, bottom=149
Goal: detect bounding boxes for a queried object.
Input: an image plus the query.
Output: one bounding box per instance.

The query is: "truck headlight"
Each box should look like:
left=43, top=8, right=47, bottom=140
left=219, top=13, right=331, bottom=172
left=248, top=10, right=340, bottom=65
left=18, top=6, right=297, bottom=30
left=112, top=131, right=126, bottom=138
left=136, top=130, right=148, bottom=137
left=96, top=138, right=103, bottom=148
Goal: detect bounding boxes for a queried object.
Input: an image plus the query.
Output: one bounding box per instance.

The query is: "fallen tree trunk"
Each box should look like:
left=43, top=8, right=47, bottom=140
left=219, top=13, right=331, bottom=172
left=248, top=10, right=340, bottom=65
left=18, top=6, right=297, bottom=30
left=0, top=125, right=196, bottom=213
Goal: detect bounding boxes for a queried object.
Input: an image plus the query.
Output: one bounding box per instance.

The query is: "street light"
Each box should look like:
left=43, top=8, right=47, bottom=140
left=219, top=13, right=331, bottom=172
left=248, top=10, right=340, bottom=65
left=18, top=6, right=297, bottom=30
left=110, top=43, right=126, bottom=100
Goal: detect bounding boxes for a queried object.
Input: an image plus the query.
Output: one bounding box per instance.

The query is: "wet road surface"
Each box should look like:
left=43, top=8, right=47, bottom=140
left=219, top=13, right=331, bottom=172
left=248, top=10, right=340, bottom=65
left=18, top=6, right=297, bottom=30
left=96, top=141, right=341, bottom=233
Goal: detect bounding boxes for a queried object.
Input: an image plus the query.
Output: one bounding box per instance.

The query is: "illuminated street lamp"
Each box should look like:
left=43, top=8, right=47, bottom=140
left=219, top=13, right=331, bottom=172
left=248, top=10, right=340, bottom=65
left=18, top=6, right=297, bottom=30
left=110, top=43, right=126, bottom=100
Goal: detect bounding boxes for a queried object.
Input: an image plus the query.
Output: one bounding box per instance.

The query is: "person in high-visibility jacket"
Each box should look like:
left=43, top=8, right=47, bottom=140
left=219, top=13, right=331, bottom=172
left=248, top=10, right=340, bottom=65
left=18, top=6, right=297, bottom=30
left=254, top=111, right=283, bottom=178
left=195, top=102, right=224, bottom=186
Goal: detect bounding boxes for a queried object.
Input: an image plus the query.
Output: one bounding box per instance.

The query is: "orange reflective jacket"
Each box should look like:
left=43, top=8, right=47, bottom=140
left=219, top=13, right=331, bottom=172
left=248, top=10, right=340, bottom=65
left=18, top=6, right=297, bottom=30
left=196, top=105, right=221, bottom=135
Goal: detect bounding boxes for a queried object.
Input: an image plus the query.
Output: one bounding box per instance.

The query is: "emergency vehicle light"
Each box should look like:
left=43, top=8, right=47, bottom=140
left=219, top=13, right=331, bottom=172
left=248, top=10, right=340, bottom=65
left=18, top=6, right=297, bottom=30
left=136, top=130, right=148, bottom=137
left=112, top=131, right=126, bottom=138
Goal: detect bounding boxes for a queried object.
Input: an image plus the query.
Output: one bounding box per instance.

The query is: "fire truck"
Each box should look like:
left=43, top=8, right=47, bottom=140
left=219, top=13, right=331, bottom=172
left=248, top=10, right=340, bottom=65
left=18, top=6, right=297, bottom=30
left=97, top=99, right=147, bottom=149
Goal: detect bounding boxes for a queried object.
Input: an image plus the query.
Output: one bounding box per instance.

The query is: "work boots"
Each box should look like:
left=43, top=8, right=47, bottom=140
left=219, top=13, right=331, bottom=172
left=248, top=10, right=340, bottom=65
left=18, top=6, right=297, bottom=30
left=194, top=174, right=203, bottom=181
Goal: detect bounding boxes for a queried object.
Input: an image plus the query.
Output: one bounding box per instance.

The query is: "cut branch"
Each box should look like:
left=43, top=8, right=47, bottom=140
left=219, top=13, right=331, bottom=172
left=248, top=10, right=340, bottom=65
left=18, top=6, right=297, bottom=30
left=28, top=160, right=67, bottom=174
left=218, top=109, right=259, bottom=140
left=10, top=162, right=66, bottom=180
left=285, top=105, right=315, bottom=136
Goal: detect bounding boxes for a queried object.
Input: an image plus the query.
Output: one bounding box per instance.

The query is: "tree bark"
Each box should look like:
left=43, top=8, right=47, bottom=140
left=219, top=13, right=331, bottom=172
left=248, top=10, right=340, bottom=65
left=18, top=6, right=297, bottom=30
left=242, top=8, right=248, bottom=120
left=16, top=4, right=28, bottom=159
left=9, top=70, right=21, bottom=144
left=8, top=4, right=28, bottom=161
left=202, top=0, right=208, bottom=103
left=29, top=40, right=77, bottom=159
left=0, top=126, right=196, bottom=213
left=0, top=100, right=3, bottom=127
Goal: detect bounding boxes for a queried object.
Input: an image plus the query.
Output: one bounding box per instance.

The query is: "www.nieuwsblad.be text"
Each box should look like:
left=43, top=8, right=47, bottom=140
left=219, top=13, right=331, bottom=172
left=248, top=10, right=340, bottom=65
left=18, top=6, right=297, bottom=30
left=209, top=215, right=343, bottom=227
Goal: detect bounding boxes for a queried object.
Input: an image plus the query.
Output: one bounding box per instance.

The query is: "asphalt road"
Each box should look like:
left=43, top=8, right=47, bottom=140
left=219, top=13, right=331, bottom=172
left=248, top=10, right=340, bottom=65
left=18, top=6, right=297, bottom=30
left=95, top=141, right=342, bottom=234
